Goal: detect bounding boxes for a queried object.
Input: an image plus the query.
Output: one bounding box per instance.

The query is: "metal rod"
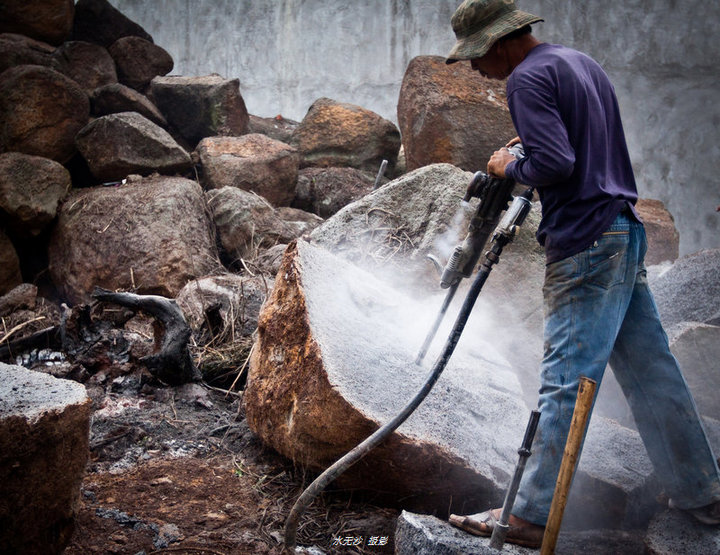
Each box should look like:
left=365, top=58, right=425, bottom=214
left=490, top=409, right=541, bottom=550
left=540, top=376, right=597, bottom=555
left=415, top=283, right=458, bottom=365
left=373, top=159, right=388, bottom=189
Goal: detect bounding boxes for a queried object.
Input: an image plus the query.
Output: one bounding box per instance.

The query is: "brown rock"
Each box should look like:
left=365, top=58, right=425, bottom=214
left=292, top=97, right=401, bottom=173
left=247, top=114, right=299, bottom=143
left=206, top=186, right=300, bottom=267
left=0, top=152, right=71, bottom=236
left=71, top=0, right=153, bottom=48
left=0, top=283, right=38, bottom=317
left=75, top=112, right=191, bottom=182
left=0, top=33, right=58, bottom=74
left=244, top=240, right=528, bottom=511
left=197, top=134, right=299, bottom=206
left=48, top=176, right=219, bottom=304
left=0, top=363, right=91, bottom=554
left=91, top=82, right=168, bottom=127
left=293, top=166, right=379, bottom=218
left=109, top=36, right=173, bottom=92
left=53, top=40, right=117, bottom=94
left=397, top=55, right=516, bottom=172
left=636, top=198, right=679, bottom=265
left=0, top=0, right=74, bottom=45
left=0, top=230, right=22, bottom=295
left=150, top=74, right=249, bottom=147
left=0, top=65, right=89, bottom=163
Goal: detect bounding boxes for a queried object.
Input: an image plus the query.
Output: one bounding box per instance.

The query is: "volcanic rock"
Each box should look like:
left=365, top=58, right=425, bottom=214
left=0, top=64, right=89, bottom=163
left=91, top=82, right=168, bottom=127
left=291, top=97, right=401, bottom=173
left=636, top=198, right=679, bottom=265
left=150, top=74, right=249, bottom=147
left=0, top=33, right=58, bottom=74
left=53, top=40, right=118, bottom=94
left=75, top=112, right=192, bottom=182
left=109, top=36, right=173, bottom=92
left=0, top=363, right=91, bottom=554
left=48, top=175, right=219, bottom=304
left=72, top=0, right=153, bottom=48
left=0, top=152, right=72, bottom=236
left=245, top=239, right=529, bottom=512
left=0, top=0, right=74, bottom=46
left=0, top=230, right=22, bottom=295
left=293, top=166, right=380, bottom=218
left=397, top=55, right=517, bottom=172
left=197, top=134, right=299, bottom=206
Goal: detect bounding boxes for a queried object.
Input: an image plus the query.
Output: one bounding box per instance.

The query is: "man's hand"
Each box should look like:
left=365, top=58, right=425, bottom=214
left=487, top=147, right=516, bottom=178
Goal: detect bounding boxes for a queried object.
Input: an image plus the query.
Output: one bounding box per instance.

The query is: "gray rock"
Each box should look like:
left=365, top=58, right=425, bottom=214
left=645, top=509, right=720, bottom=554
left=293, top=166, right=379, bottom=218
left=395, top=511, right=646, bottom=555
left=75, top=111, right=191, bottom=181
left=91, top=82, right=168, bottom=127
left=650, top=248, right=720, bottom=329
left=0, top=362, right=91, bottom=554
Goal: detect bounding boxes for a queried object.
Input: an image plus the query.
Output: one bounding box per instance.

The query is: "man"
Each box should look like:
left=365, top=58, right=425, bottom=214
left=444, top=0, right=720, bottom=548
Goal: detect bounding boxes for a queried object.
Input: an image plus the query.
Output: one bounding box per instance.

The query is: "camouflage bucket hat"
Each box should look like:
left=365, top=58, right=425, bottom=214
left=446, top=0, right=543, bottom=64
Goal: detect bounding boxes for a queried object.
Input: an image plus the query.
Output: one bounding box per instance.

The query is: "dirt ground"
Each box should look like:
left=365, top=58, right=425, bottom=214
left=64, top=382, right=399, bottom=555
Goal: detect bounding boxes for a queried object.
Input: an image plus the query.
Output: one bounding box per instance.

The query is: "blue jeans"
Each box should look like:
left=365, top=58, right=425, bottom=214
left=512, top=210, right=720, bottom=525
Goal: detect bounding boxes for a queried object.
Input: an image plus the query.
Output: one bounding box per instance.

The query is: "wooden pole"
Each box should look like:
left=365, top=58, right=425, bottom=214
left=540, top=376, right=597, bottom=555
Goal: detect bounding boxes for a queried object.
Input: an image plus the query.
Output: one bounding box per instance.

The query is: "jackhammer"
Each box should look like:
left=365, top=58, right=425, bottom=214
left=283, top=144, right=536, bottom=552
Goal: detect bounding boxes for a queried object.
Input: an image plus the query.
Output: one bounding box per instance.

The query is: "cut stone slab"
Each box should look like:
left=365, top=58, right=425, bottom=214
left=645, top=508, right=720, bottom=554
left=245, top=239, right=529, bottom=512
left=395, top=511, right=646, bottom=555
left=0, top=362, right=91, bottom=554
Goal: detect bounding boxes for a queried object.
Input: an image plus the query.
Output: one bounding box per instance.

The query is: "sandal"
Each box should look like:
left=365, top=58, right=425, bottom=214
left=448, top=509, right=545, bottom=549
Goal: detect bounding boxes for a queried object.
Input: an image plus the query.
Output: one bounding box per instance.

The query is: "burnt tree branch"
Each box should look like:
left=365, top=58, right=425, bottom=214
left=92, top=287, right=200, bottom=385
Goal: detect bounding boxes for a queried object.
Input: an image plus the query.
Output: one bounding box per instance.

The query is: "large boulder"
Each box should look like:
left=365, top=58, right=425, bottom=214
left=91, top=82, right=168, bottom=127
left=397, top=55, right=516, bottom=172
left=245, top=239, right=530, bottom=512
left=0, top=33, right=58, bottom=74
left=48, top=175, right=219, bottom=304
left=206, top=186, right=320, bottom=268
left=0, top=152, right=71, bottom=237
left=291, top=97, right=401, bottom=173
left=0, top=65, right=89, bottom=163
left=0, top=0, right=74, bottom=45
left=0, top=363, right=91, bottom=554
left=53, top=40, right=118, bottom=94
left=651, top=248, right=720, bottom=329
left=247, top=114, right=299, bottom=143
left=109, top=36, right=173, bottom=92
left=0, top=230, right=22, bottom=295
left=293, top=166, right=380, bottom=218
left=645, top=509, right=720, bottom=554
left=71, top=0, right=153, bottom=48
left=150, top=74, right=249, bottom=147
left=75, top=112, right=192, bottom=182
left=636, top=198, right=679, bottom=265
left=197, top=134, right=299, bottom=206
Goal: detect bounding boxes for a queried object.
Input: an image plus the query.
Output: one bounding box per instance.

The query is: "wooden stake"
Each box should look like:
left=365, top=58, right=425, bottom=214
left=540, top=376, right=597, bottom=555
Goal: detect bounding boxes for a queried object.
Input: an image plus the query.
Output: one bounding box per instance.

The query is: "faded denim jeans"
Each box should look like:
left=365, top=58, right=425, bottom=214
left=513, top=210, right=720, bottom=525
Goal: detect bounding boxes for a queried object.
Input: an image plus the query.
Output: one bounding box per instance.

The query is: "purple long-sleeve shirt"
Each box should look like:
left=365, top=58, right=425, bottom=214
left=504, top=43, right=639, bottom=263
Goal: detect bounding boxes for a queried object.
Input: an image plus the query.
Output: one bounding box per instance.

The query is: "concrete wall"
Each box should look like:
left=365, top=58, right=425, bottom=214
left=109, top=0, right=720, bottom=256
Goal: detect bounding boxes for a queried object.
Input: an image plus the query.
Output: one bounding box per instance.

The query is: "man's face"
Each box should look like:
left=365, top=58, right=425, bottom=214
left=470, top=43, right=510, bottom=80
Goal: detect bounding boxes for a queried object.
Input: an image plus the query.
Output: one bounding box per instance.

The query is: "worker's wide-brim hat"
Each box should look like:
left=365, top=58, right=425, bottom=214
left=446, top=0, right=543, bottom=64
